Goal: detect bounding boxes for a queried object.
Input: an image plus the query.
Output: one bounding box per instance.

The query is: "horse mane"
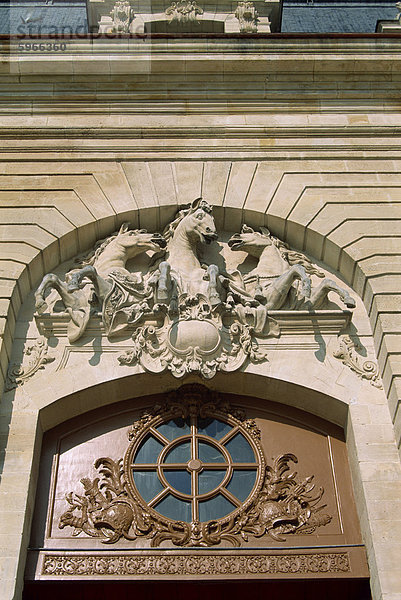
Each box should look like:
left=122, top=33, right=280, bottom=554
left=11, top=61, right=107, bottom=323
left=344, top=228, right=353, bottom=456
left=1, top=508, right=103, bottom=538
left=281, top=246, right=325, bottom=278
left=75, top=223, right=131, bottom=267
left=258, top=226, right=325, bottom=278
left=162, top=198, right=213, bottom=242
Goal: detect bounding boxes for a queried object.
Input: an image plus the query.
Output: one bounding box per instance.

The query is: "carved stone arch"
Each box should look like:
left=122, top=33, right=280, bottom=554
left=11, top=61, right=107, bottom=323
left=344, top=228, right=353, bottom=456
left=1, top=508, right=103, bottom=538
left=0, top=201, right=389, bottom=398
left=0, top=198, right=400, bottom=600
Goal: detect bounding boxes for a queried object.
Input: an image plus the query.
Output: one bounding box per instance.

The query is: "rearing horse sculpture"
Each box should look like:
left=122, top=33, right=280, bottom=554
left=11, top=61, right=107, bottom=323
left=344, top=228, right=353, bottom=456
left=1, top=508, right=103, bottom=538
left=150, top=198, right=222, bottom=308
left=35, top=224, right=166, bottom=341
left=228, top=225, right=355, bottom=310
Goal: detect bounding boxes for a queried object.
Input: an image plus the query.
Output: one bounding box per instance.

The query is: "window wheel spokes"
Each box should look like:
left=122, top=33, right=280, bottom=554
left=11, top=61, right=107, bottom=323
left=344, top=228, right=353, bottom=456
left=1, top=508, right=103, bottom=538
left=127, top=410, right=262, bottom=526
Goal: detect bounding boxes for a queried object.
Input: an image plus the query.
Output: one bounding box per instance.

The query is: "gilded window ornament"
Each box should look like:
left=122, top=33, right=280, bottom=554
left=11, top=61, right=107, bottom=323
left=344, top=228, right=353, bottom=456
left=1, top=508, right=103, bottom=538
left=59, top=386, right=331, bottom=547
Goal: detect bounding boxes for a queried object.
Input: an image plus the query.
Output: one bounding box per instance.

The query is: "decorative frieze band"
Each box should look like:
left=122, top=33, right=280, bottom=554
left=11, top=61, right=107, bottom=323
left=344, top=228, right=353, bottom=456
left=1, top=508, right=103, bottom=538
left=41, top=552, right=350, bottom=577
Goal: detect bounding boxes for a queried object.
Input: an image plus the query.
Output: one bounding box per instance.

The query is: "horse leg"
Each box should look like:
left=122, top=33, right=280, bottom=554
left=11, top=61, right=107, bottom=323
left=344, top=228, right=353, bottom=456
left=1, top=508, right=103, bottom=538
left=157, top=261, right=171, bottom=301
left=67, top=265, right=97, bottom=292
left=35, top=274, right=60, bottom=313
left=263, top=265, right=311, bottom=310
left=292, top=264, right=311, bottom=300
left=308, top=279, right=356, bottom=309
left=206, top=264, right=221, bottom=307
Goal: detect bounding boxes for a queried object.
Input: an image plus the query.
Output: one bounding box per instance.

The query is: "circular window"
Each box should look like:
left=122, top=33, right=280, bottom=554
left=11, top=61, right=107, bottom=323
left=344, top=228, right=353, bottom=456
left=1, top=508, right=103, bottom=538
left=125, top=413, right=263, bottom=525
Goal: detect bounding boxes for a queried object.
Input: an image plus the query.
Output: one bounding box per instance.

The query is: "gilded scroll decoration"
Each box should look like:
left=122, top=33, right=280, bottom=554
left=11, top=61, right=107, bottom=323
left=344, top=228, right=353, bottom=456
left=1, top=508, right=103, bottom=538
left=58, top=386, right=331, bottom=547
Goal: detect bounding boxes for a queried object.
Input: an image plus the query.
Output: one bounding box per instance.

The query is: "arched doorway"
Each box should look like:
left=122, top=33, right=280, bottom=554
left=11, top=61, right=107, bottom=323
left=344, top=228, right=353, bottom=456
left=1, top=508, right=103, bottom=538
left=23, top=384, right=370, bottom=598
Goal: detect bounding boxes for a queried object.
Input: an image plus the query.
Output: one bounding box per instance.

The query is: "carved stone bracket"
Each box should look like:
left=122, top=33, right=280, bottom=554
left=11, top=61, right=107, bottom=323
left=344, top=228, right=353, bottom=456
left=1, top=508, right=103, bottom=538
left=5, top=336, right=55, bottom=391
left=110, top=0, right=134, bottom=32
left=333, top=335, right=382, bottom=388
left=235, top=1, right=258, bottom=33
left=58, top=386, right=331, bottom=548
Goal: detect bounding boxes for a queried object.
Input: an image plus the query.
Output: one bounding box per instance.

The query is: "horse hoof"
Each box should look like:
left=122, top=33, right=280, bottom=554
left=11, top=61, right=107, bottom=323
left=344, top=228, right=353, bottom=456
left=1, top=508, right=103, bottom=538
left=35, top=299, right=47, bottom=315
left=302, top=281, right=311, bottom=298
left=67, top=282, right=80, bottom=292
left=209, top=294, right=221, bottom=307
left=158, top=286, right=169, bottom=301
left=345, top=296, right=356, bottom=309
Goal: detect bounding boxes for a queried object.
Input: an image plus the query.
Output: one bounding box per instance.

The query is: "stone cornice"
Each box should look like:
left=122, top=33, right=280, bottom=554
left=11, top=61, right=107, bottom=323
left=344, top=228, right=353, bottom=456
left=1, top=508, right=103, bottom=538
left=2, top=37, right=401, bottom=79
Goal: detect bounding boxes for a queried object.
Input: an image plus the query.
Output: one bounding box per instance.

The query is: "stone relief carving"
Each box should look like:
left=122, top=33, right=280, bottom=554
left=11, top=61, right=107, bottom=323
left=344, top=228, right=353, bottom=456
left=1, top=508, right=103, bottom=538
left=165, top=0, right=204, bottom=24
left=34, top=199, right=357, bottom=382
left=35, top=224, right=166, bottom=342
left=5, top=336, right=54, bottom=391
left=42, top=552, right=350, bottom=577
left=58, top=385, right=331, bottom=548
left=227, top=225, right=355, bottom=311
left=235, top=2, right=259, bottom=33
left=110, top=0, right=134, bottom=32
left=333, top=335, right=382, bottom=388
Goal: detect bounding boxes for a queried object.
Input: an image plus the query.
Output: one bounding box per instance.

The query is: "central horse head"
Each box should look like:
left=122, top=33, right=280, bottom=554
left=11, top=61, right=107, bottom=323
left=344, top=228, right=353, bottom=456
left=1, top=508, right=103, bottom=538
left=185, top=206, right=218, bottom=246
left=228, top=225, right=273, bottom=257
left=166, top=198, right=218, bottom=247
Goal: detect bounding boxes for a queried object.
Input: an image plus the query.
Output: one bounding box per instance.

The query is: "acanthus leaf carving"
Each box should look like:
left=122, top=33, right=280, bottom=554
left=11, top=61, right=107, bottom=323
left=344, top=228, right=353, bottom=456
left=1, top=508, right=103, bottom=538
left=5, top=336, right=55, bottom=391
left=110, top=0, right=134, bottom=32
left=235, top=1, right=259, bottom=33
left=41, top=551, right=351, bottom=577
left=333, top=334, right=382, bottom=388
left=165, top=0, right=204, bottom=24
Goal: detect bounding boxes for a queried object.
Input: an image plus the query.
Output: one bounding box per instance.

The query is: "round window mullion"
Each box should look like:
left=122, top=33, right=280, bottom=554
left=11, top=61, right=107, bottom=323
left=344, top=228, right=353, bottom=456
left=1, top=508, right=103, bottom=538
left=191, top=417, right=199, bottom=521
left=218, top=425, right=240, bottom=445
left=149, top=427, right=170, bottom=446
left=125, top=409, right=264, bottom=526
left=148, top=486, right=170, bottom=508
left=219, top=486, right=242, bottom=508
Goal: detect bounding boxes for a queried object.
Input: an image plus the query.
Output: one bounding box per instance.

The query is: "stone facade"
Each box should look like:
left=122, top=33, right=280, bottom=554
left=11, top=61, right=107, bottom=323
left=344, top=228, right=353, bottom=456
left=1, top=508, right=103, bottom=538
left=0, top=35, right=401, bottom=600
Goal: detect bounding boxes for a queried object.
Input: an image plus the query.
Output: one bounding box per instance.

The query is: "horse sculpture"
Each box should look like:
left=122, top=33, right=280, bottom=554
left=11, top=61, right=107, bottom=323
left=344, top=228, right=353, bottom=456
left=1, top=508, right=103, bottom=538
left=228, top=225, right=355, bottom=310
left=35, top=224, right=166, bottom=341
left=149, top=198, right=223, bottom=309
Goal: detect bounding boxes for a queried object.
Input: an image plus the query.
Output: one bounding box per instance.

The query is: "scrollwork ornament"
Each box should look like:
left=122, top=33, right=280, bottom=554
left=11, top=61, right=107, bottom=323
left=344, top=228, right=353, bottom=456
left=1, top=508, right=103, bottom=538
left=42, top=552, right=350, bottom=577
left=165, top=0, right=203, bottom=24
left=5, top=336, right=55, bottom=391
left=59, top=387, right=331, bottom=548
left=333, top=335, right=382, bottom=388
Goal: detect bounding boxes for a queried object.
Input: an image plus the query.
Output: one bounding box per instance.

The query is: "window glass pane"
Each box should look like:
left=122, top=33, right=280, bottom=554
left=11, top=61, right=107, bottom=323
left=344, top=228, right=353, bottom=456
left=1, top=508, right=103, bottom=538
left=197, top=418, right=232, bottom=440
left=226, top=469, right=257, bottom=502
left=198, top=469, right=226, bottom=495
left=225, top=433, right=256, bottom=463
left=198, top=494, right=236, bottom=522
left=163, top=469, right=192, bottom=495
left=135, top=435, right=164, bottom=464
left=155, top=494, right=192, bottom=522
left=157, top=418, right=190, bottom=440
left=164, top=441, right=191, bottom=464
left=198, top=441, right=225, bottom=463
left=133, top=470, right=164, bottom=502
